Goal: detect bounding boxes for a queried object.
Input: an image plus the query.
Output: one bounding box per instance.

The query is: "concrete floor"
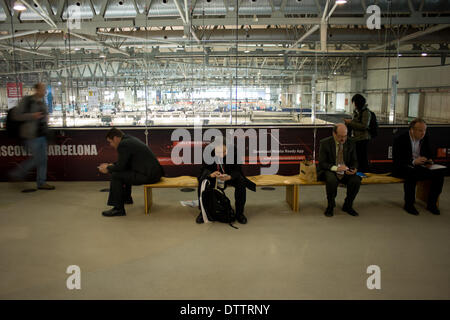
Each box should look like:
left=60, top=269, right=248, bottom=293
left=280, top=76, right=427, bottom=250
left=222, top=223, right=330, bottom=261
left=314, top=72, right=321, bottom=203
left=0, top=179, right=449, bottom=300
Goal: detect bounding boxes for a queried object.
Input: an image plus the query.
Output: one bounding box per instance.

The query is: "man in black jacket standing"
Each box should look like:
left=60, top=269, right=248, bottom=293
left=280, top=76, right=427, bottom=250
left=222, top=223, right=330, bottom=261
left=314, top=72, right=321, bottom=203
left=393, top=118, right=444, bottom=215
left=196, top=140, right=256, bottom=224
left=98, top=128, right=164, bottom=217
left=318, top=123, right=361, bottom=217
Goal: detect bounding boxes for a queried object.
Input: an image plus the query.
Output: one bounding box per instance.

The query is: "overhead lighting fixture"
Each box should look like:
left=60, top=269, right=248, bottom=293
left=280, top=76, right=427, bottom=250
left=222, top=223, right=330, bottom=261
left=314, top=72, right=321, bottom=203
left=336, top=0, right=347, bottom=4
left=244, top=50, right=250, bottom=53
left=398, top=53, right=402, bottom=57
left=13, top=1, right=26, bottom=11
left=421, top=52, right=428, bottom=57
left=99, top=54, right=106, bottom=58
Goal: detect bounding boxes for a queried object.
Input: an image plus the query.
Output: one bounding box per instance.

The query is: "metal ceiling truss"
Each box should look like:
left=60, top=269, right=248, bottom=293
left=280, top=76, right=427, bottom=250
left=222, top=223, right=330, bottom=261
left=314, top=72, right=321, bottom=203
left=0, top=0, right=449, bottom=88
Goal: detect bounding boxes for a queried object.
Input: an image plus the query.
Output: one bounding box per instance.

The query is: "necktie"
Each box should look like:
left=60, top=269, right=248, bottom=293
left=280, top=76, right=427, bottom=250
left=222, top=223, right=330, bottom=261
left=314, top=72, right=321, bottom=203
left=337, top=143, right=344, bottom=180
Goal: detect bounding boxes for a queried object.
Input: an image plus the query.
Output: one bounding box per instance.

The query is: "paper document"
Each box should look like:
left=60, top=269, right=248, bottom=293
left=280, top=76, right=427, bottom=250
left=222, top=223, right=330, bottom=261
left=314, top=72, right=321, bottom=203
left=180, top=200, right=199, bottom=208
left=424, top=164, right=447, bottom=170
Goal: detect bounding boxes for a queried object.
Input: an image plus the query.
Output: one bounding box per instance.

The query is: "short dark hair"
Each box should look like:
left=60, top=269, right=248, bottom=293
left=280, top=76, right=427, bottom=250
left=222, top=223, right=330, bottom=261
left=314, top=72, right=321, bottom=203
left=409, top=118, right=426, bottom=129
left=33, top=83, right=45, bottom=90
left=351, top=94, right=366, bottom=109
left=106, top=127, right=124, bottom=140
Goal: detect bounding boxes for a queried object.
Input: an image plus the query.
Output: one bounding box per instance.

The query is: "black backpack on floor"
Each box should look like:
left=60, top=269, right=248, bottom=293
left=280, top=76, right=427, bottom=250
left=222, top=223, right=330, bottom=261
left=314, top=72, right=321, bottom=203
left=199, top=179, right=237, bottom=228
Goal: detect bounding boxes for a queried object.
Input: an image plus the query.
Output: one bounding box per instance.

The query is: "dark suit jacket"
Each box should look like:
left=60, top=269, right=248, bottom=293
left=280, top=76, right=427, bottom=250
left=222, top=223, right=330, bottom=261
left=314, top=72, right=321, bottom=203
left=393, top=131, right=432, bottom=177
left=198, top=147, right=256, bottom=192
left=317, top=136, right=359, bottom=181
left=107, top=135, right=164, bottom=180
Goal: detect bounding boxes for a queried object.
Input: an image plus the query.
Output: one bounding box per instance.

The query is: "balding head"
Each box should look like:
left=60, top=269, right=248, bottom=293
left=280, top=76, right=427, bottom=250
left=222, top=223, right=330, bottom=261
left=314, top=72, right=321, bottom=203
left=333, top=123, right=348, bottom=144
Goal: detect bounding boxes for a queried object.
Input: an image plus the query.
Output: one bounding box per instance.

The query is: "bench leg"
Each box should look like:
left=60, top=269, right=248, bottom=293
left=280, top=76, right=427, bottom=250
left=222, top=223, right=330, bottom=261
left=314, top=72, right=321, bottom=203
left=144, top=187, right=153, bottom=214
left=285, top=185, right=299, bottom=212
left=416, top=180, right=440, bottom=208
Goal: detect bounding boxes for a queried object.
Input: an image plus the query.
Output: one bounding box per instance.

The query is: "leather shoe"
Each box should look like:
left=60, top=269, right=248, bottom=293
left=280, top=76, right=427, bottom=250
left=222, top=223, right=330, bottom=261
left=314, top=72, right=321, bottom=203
left=38, top=183, right=55, bottom=190
left=102, top=208, right=126, bottom=217
left=196, top=212, right=204, bottom=224
left=404, top=205, right=419, bottom=215
left=124, top=197, right=133, bottom=205
left=236, top=214, right=247, bottom=224
left=426, top=206, right=440, bottom=215
left=343, top=205, right=359, bottom=216
left=324, top=206, right=334, bottom=217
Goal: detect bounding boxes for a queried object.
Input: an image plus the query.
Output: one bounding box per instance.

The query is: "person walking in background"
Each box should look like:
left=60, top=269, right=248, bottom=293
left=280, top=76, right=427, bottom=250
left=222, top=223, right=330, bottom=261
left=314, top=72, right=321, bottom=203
left=344, top=94, right=371, bottom=173
left=9, top=83, right=55, bottom=190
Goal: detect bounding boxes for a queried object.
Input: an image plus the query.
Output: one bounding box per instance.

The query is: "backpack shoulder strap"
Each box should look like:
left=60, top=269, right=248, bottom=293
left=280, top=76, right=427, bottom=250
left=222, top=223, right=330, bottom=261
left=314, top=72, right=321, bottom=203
left=199, top=179, right=211, bottom=224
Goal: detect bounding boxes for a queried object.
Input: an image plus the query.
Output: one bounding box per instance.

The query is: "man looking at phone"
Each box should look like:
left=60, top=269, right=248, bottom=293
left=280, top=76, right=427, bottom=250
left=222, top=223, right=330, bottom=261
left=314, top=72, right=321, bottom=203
left=393, top=118, right=444, bottom=215
left=98, top=128, right=164, bottom=217
left=196, top=139, right=256, bottom=224
left=318, top=123, right=361, bottom=217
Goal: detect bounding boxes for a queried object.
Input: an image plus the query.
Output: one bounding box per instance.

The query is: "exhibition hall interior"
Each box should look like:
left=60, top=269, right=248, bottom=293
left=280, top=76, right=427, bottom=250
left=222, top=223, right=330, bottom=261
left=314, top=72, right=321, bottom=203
left=0, top=0, right=449, bottom=300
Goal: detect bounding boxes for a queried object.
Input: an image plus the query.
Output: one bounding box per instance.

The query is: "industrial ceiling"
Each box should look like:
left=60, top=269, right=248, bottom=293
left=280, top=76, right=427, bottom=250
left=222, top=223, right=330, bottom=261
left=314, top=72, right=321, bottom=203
left=0, top=0, right=449, bottom=88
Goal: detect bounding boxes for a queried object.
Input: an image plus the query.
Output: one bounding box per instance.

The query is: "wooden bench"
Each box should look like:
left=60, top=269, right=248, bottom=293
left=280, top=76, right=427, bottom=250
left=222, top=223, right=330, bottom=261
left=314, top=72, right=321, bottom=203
left=143, top=175, right=300, bottom=214
left=295, top=173, right=437, bottom=210
left=143, top=174, right=437, bottom=214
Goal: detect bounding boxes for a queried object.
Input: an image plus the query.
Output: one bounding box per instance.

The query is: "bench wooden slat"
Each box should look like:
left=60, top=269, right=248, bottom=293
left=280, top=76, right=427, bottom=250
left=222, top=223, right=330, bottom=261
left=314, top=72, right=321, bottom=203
left=145, top=176, right=198, bottom=188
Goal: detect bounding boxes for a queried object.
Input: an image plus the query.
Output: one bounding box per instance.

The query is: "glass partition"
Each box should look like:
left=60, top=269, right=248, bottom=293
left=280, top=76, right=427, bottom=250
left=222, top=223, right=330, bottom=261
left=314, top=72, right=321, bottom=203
left=1, top=0, right=449, bottom=128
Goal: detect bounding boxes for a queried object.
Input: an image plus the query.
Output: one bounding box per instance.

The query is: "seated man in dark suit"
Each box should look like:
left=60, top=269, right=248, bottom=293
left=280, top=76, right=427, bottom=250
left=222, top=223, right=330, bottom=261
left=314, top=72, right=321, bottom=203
left=318, top=123, right=361, bottom=217
left=196, top=139, right=256, bottom=224
left=393, top=118, right=444, bottom=215
left=98, top=128, right=164, bottom=217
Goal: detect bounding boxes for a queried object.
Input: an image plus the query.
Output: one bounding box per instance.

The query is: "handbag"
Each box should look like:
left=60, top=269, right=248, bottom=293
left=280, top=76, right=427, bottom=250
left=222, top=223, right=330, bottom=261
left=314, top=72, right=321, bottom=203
left=299, top=160, right=317, bottom=182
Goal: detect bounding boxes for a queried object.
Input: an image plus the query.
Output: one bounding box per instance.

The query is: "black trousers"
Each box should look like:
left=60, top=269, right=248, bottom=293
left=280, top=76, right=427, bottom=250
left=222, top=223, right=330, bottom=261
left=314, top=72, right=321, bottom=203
left=108, top=171, right=161, bottom=209
left=198, top=175, right=247, bottom=216
left=403, top=166, right=444, bottom=208
left=355, top=139, right=370, bottom=172
left=324, top=171, right=361, bottom=208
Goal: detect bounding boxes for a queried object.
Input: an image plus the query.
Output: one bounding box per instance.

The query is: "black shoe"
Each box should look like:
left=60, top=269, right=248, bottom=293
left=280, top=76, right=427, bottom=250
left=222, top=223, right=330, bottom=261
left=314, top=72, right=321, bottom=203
left=196, top=212, right=204, bottom=224
left=102, top=208, right=126, bottom=217
left=426, top=206, right=440, bottom=215
left=124, top=197, right=133, bottom=205
left=404, top=205, right=419, bottom=216
left=343, top=205, right=359, bottom=216
left=324, top=206, right=334, bottom=217
left=236, top=214, right=247, bottom=224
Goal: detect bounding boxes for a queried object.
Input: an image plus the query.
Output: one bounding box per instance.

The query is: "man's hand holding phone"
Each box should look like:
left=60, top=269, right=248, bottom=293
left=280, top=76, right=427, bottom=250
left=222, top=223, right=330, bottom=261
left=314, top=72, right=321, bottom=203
left=413, top=156, right=428, bottom=166
left=217, top=173, right=231, bottom=181
left=210, top=171, right=221, bottom=178
left=98, top=163, right=111, bottom=174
